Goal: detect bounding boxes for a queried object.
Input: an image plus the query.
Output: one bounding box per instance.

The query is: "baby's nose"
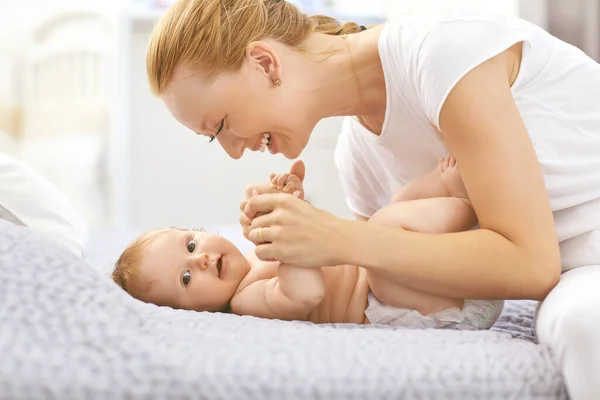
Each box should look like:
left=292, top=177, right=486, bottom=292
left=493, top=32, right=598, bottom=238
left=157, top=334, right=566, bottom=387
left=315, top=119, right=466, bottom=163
left=193, top=253, right=209, bottom=270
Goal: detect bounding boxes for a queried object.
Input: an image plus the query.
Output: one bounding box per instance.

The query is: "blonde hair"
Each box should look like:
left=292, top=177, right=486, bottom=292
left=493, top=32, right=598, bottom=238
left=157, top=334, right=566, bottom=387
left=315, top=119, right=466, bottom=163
left=111, top=229, right=168, bottom=297
left=147, top=0, right=366, bottom=95
left=112, top=227, right=207, bottom=297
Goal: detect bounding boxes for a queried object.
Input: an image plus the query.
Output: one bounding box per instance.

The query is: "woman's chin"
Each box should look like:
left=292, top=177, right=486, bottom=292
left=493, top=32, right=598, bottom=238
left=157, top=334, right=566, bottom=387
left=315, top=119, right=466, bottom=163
left=281, top=145, right=304, bottom=160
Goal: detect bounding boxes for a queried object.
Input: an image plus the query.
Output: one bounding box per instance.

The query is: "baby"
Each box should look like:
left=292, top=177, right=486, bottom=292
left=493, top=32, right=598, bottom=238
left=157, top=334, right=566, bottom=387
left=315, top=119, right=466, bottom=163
left=112, top=157, right=503, bottom=330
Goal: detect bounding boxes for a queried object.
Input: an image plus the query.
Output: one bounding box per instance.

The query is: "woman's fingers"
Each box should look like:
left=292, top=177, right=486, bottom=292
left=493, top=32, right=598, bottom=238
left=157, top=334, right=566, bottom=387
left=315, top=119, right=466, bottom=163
left=249, top=210, right=281, bottom=230
left=245, top=181, right=278, bottom=199
left=254, top=244, right=279, bottom=262
left=239, top=212, right=252, bottom=239
left=248, top=225, right=277, bottom=244
left=239, top=212, right=251, bottom=226
left=244, top=193, right=292, bottom=219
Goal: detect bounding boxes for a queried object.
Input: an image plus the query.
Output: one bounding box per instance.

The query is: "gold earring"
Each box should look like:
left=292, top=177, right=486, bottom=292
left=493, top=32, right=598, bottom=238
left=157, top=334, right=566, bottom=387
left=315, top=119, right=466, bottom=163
left=273, top=79, right=282, bottom=87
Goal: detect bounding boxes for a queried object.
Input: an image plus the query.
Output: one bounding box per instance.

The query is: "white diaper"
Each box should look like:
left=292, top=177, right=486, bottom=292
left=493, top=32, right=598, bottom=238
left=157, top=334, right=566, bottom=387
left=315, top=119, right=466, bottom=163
left=365, top=293, right=504, bottom=330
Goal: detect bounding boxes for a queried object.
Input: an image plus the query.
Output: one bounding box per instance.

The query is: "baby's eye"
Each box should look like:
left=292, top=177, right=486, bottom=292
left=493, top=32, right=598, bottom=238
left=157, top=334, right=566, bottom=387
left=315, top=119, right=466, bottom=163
left=182, top=271, right=191, bottom=287
left=187, top=240, right=196, bottom=253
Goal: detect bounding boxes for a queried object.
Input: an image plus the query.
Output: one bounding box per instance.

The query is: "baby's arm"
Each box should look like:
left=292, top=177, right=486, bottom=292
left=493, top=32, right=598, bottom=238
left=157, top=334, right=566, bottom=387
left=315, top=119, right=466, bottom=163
left=230, top=252, right=325, bottom=321
left=234, top=160, right=325, bottom=321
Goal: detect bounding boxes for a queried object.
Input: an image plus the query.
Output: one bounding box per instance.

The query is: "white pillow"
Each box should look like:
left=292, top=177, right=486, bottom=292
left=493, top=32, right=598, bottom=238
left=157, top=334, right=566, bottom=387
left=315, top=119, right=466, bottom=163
left=0, top=152, right=88, bottom=257
left=18, top=133, right=106, bottom=229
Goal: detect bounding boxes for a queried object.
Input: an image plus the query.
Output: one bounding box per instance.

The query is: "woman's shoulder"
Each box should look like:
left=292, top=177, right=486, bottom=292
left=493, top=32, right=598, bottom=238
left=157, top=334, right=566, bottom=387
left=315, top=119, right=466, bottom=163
left=380, top=9, right=547, bottom=130
left=380, top=9, right=539, bottom=58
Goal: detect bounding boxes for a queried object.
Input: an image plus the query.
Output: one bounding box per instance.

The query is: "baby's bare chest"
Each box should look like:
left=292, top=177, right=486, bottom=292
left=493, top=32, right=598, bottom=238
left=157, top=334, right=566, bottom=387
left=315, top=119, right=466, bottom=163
left=236, top=260, right=278, bottom=293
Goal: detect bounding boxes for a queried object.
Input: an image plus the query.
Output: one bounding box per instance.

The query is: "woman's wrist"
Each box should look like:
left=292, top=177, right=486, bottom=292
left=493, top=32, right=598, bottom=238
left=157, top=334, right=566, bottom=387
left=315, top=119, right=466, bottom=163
left=333, top=218, right=374, bottom=267
left=338, top=219, right=405, bottom=274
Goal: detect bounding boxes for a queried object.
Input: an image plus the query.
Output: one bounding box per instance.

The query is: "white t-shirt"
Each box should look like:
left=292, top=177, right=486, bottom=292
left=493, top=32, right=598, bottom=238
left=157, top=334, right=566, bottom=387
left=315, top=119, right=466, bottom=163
left=334, top=10, right=600, bottom=271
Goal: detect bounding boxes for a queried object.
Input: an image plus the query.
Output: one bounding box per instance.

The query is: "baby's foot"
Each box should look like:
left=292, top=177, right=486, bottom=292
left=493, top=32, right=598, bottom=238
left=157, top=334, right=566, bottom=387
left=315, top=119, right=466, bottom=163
left=270, top=172, right=305, bottom=199
left=438, top=156, right=469, bottom=200
left=269, top=160, right=307, bottom=200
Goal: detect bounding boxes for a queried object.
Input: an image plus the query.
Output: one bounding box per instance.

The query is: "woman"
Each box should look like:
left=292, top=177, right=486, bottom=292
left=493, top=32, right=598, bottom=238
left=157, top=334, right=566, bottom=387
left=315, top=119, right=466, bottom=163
left=146, top=0, right=600, bottom=398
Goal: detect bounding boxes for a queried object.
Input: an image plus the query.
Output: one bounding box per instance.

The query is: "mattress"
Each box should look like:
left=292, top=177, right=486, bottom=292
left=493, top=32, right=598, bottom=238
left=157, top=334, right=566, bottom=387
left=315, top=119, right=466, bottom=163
left=0, top=221, right=567, bottom=399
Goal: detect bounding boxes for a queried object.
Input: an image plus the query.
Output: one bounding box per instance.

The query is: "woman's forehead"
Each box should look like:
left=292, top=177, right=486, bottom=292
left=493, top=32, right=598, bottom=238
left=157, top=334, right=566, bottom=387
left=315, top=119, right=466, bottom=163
left=164, top=78, right=225, bottom=129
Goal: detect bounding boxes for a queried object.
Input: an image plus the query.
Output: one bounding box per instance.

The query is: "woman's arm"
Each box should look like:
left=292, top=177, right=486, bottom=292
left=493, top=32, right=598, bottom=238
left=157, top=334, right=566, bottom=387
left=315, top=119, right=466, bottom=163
left=343, top=51, right=561, bottom=300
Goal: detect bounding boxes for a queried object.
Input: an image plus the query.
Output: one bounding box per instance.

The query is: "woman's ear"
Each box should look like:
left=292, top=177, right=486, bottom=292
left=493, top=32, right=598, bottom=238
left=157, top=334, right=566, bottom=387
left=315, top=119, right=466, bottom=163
left=245, top=41, right=282, bottom=83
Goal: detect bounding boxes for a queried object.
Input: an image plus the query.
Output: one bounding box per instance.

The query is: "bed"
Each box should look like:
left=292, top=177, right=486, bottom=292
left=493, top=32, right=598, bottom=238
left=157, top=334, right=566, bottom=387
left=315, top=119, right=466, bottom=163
left=0, top=220, right=567, bottom=399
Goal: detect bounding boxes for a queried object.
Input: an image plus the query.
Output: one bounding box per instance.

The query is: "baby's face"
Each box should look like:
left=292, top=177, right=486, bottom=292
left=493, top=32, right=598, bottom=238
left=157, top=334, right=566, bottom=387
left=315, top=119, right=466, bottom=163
left=136, top=229, right=250, bottom=312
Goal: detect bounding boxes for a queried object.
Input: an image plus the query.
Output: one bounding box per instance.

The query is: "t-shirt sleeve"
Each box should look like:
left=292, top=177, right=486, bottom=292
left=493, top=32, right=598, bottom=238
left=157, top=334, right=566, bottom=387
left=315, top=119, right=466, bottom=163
left=415, top=17, right=527, bottom=131
left=334, top=118, right=380, bottom=219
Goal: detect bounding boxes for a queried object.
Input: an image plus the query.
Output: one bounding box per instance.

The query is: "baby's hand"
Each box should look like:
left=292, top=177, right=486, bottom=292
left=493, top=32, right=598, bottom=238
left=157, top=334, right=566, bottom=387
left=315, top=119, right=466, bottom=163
left=270, top=160, right=306, bottom=200
left=240, top=160, right=307, bottom=241
left=437, top=156, right=469, bottom=200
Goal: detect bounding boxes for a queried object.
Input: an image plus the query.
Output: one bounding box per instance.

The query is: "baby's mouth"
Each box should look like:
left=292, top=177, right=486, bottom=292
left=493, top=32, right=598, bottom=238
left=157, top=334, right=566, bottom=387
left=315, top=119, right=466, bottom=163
left=259, top=133, right=271, bottom=152
left=217, top=257, right=223, bottom=277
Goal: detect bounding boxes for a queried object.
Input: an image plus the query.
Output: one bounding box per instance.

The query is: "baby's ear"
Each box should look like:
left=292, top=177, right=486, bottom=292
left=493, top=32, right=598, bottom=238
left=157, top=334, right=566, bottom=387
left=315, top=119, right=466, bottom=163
left=288, top=160, right=305, bottom=182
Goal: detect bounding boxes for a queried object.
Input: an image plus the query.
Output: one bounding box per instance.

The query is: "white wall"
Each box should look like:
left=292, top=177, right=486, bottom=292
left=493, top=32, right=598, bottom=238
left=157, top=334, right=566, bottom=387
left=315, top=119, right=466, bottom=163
left=518, top=0, right=548, bottom=29
left=0, top=0, right=122, bottom=100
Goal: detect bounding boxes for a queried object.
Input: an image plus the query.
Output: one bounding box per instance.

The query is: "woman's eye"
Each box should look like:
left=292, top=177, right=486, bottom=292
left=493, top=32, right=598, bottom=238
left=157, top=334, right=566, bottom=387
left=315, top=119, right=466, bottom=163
left=208, top=119, right=225, bottom=143
left=187, top=240, right=196, bottom=253
left=182, top=271, right=191, bottom=286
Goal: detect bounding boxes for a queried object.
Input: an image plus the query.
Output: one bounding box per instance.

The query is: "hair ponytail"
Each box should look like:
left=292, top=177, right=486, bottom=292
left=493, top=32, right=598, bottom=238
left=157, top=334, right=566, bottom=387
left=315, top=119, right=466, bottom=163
left=308, top=15, right=366, bottom=36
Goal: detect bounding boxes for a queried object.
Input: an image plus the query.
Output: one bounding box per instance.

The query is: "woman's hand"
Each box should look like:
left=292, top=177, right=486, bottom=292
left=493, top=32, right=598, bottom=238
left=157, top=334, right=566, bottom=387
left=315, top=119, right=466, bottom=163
left=244, top=193, right=350, bottom=267
left=239, top=160, right=306, bottom=240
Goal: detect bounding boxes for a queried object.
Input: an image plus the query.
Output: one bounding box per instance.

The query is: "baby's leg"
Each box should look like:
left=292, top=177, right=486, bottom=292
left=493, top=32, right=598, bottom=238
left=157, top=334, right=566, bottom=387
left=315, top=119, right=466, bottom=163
left=366, top=197, right=476, bottom=316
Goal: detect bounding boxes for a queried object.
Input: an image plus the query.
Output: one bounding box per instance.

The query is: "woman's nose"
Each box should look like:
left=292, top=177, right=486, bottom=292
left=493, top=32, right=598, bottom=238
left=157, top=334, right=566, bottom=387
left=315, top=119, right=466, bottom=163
left=224, top=144, right=244, bottom=160
left=218, top=137, right=245, bottom=159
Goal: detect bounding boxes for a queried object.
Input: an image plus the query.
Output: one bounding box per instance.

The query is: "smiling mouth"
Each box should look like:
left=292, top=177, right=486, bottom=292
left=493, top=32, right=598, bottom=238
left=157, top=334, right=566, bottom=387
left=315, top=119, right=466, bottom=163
left=259, top=133, right=271, bottom=152
left=217, top=257, right=223, bottom=277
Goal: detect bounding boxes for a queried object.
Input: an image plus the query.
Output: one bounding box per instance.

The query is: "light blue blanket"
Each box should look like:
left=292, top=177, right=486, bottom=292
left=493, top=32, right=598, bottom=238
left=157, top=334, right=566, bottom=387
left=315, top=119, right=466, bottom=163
left=0, top=221, right=566, bottom=399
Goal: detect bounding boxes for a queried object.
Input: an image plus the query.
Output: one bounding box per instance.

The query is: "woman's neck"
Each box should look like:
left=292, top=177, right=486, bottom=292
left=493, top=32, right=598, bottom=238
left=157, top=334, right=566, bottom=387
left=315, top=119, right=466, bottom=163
left=297, top=26, right=387, bottom=131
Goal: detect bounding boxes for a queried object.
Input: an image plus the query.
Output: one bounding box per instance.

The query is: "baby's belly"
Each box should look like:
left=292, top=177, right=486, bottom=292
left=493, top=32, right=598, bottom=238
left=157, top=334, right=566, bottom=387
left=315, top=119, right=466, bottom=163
left=307, top=265, right=370, bottom=325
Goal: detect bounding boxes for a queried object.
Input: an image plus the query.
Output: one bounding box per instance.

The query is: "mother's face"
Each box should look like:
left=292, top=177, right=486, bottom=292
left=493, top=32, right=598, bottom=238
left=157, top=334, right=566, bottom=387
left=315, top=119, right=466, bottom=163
left=163, top=45, right=318, bottom=160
